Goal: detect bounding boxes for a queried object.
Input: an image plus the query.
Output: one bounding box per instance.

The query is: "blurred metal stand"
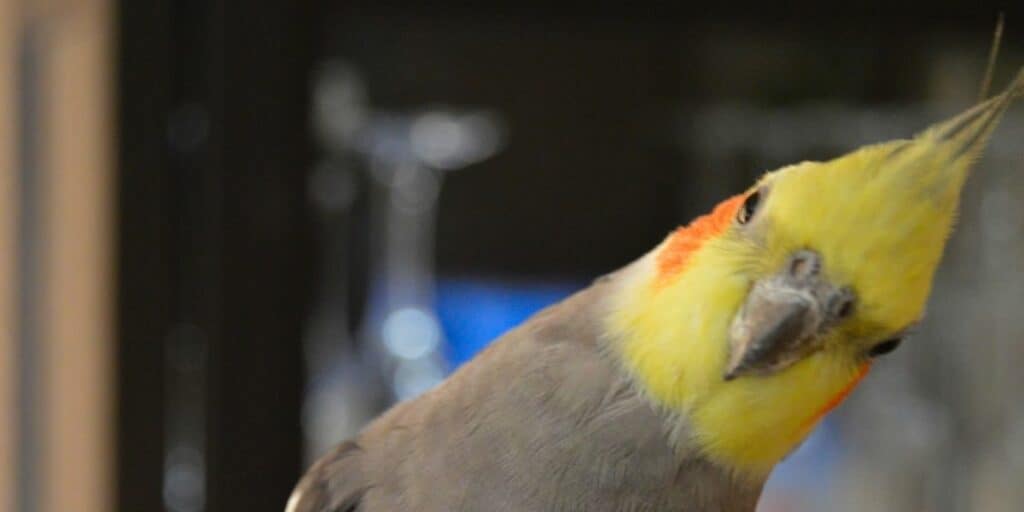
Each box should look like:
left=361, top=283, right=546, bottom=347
left=303, top=62, right=379, bottom=461
left=304, top=61, right=504, bottom=459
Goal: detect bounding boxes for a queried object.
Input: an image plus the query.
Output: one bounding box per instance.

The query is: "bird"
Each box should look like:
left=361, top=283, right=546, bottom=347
left=287, top=68, right=1024, bottom=512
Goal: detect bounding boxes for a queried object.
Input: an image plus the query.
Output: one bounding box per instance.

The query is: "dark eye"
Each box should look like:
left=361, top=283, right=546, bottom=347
left=868, top=337, right=903, bottom=357
left=737, top=190, right=761, bottom=225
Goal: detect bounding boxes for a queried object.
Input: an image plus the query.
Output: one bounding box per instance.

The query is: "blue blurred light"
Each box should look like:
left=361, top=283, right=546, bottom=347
left=760, top=417, right=846, bottom=510
left=435, top=277, right=583, bottom=369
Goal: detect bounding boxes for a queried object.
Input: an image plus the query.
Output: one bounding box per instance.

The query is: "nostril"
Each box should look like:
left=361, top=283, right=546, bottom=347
left=837, top=298, right=854, bottom=319
left=833, top=288, right=856, bottom=319
left=788, top=250, right=821, bottom=279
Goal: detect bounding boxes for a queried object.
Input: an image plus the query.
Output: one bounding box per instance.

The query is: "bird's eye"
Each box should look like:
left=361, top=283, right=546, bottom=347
left=868, top=337, right=903, bottom=357
left=737, top=190, right=761, bottom=225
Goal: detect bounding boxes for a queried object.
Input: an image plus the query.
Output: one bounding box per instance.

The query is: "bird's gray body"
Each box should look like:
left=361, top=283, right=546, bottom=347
left=287, top=278, right=765, bottom=512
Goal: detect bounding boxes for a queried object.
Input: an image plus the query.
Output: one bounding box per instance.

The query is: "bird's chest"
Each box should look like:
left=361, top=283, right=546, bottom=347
left=405, top=400, right=762, bottom=512
left=413, top=446, right=760, bottom=512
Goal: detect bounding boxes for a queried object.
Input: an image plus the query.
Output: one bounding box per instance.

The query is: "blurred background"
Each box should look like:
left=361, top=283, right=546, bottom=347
left=3, top=2, right=1024, bottom=512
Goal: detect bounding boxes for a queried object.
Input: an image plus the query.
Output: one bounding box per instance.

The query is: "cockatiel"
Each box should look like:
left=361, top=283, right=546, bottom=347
left=288, top=68, right=1024, bottom=512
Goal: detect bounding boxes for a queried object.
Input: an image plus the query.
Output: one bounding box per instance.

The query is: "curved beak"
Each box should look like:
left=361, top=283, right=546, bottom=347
left=724, top=250, right=854, bottom=380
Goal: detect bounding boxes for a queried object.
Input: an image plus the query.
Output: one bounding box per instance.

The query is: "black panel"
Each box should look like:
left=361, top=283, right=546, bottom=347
left=117, top=1, right=314, bottom=511
left=116, top=0, right=173, bottom=509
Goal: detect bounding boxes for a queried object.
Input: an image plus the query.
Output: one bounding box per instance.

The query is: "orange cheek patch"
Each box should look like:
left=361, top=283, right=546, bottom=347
left=655, top=194, right=745, bottom=287
left=801, top=361, right=871, bottom=432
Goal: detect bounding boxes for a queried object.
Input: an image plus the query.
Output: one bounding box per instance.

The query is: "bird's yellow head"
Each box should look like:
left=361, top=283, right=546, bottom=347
left=608, top=69, right=1024, bottom=475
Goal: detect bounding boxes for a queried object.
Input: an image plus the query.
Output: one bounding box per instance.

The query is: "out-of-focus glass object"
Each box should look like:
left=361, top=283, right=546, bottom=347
left=358, top=107, right=503, bottom=399
left=303, top=60, right=505, bottom=460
